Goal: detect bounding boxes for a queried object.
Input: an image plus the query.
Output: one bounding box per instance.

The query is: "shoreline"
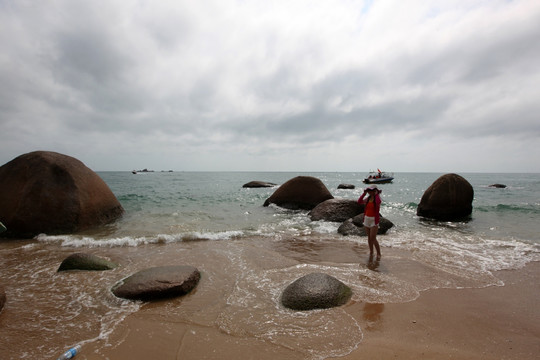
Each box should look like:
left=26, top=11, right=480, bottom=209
left=80, top=261, right=540, bottom=360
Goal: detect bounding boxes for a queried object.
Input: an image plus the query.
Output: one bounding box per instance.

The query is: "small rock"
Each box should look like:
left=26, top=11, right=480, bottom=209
left=242, top=181, right=277, bottom=188
left=281, top=272, right=352, bottom=311
left=338, top=184, right=355, bottom=189
left=58, top=253, right=118, bottom=272
left=112, top=265, right=200, bottom=301
left=488, top=184, right=507, bottom=188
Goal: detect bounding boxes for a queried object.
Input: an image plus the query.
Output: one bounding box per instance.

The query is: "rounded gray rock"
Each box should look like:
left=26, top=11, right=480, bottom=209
left=309, top=199, right=364, bottom=222
left=58, top=253, right=118, bottom=272
left=281, top=272, right=352, bottom=311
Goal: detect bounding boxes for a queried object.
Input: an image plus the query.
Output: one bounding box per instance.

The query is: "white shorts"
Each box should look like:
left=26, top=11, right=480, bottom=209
left=363, top=216, right=378, bottom=228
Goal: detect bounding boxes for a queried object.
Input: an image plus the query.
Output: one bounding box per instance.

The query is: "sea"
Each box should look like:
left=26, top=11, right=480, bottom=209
left=1, top=171, right=539, bottom=359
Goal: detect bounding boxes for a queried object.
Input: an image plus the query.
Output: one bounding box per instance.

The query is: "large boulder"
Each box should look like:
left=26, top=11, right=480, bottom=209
left=58, top=253, right=118, bottom=272
left=0, top=151, right=124, bottom=238
left=309, top=199, right=364, bottom=222
left=417, top=173, right=474, bottom=221
left=281, top=273, right=352, bottom=311
left=242, top=181, right=277, bottom=188
left=263, top=176, right=334, bottom=210
left=0, top=285, right=5, bottom=313
left=337, top=214, right=394, bottom=236
left=112, top=265, right=200, bottom=301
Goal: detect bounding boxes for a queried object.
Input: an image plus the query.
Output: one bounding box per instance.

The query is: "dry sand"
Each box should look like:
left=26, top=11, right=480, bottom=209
left=81, top=261, right=539, bottom=360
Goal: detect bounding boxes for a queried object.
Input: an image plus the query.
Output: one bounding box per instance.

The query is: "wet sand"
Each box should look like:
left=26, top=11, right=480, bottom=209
left=80, top=261, right=540, bottom=360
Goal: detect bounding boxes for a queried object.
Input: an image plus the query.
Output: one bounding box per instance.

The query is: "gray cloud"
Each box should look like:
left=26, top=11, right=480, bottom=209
left=1, top=0, right=539, bottom=172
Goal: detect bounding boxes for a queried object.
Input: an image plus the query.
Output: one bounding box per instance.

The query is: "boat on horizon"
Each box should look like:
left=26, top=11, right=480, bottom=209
left=363, top=169, right=394, bottom=184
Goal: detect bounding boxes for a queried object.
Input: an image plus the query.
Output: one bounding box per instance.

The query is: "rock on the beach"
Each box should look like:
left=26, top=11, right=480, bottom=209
left=309, top=199, right=364, bottom=222
left=337, top=214, right=394, bottom=236
left=0, top=285, right=5, bottom=313
left=337, top=184, right=355, bottom=189
left=281, top=273, right=352, bottom=311
left=0, top=151, right=124, bottom=238
left=112, top=265, right=200, bottom=301
left=242, top=181, right=277, bottom=188
left=57, top=253, right=118, bottom=272
left=417, top=173, right=474, bottom=221
left=263, top=176, right=334, bottom=210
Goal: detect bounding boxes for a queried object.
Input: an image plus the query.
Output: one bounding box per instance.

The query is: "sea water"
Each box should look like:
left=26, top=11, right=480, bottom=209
left=1, top=172, right=539, bottom=359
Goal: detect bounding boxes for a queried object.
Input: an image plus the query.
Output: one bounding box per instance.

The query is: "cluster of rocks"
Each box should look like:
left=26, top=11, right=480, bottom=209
left=0, top=151, right=478, bottom=313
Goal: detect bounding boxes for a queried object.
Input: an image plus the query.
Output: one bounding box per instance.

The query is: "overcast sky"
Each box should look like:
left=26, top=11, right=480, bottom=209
left=1, top=0, right=539, bottom=172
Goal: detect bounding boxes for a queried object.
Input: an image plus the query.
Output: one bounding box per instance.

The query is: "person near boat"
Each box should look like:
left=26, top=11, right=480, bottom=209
left=358, top=184, right=382, bottom=260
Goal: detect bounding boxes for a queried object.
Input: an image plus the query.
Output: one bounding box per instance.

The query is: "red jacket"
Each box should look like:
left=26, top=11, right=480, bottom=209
left=358, top=193, right=381, bottom=225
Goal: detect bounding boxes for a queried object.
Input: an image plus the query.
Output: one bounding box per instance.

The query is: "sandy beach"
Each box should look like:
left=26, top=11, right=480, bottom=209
left=78, top=261, right=539, bottom=360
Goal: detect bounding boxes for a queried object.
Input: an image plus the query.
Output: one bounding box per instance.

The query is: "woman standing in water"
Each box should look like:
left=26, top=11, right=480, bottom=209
left=358, top=185, right=382, bottom=260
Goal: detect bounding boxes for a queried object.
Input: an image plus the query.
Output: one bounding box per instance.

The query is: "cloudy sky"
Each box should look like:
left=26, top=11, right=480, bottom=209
left=1, top=0, right=539, bottom=172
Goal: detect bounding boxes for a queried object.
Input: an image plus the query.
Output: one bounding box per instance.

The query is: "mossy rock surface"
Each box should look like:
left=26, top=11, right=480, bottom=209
left=58, top=253, right=118, bottom=272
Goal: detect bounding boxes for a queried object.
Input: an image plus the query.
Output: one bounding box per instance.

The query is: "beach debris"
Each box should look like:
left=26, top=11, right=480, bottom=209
left=337, top=183, right=355, bottom=189
left=309, top=199, right=364, bottom=222
left=417, top=173, right=474, bottom=221
left=56, top=344, right=81, bottom=360
left=0, top=151, right=124, bottom=238
left=111, top=265, right=200, bottom=301
left=57, top=253, right=118, bottom=272
left=337, top=214, right=394, bottom=236
left=242, top=180, right=278, bottom=188
left=263, top=176, right=334, bottom=210
left=281, top=272, right=352, bottom=311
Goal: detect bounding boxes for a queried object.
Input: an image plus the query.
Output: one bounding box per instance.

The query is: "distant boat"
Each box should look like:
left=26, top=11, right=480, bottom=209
left=363, top=169, right=394, bottom=184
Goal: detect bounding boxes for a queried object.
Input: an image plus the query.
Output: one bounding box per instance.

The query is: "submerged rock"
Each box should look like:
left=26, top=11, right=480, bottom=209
left=337, top=215, right=394, bottom=236
left=242, top=181, right=277, bottom=188
left=0, top=151, right=124, bottom=238
left=112, top=265, right=200, bottom=301
left=417, top=173, right=474, bottom=221
left=309, top=199, right=364, bottom=222
left=263, top=176, right=333, bottom=210
left=337, top=184, right=355, bottom=189
left=281, top=273, right=352, bottom=311
left=58, top=253, right=118, bottom=272
left=489, top=184, right=507, bottom=188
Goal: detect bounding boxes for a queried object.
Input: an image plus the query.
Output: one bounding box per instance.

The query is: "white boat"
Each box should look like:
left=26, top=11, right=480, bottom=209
left=363, top=170, right=394, bottom=184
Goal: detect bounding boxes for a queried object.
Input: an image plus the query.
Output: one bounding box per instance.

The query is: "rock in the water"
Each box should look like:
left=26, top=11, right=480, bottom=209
left=0, top=151, right=124, bottom=238
left=338, top=184, right=355, bottom=189
left=263, top=176, right=333, bottom=210
left=338, top=215, right=394, bottom=236
left=112, top=265, right=200, bottom=301
left=489, top=184, right=507, bottom=188
left=0, top=285, right=5, bottom=313
left=58, top=253, right=118, bottom=272
left=309, top=199, right=364, bottom=222
left=417, top=173, right=474, bottom=221
left=281, top=272, right=352, bottom=311
left=0, top=222, right=6, bottom=234
left=242, top=181, right=277, bottom=188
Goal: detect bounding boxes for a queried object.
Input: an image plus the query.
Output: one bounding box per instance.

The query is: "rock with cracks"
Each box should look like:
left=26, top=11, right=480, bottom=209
left=0, top=151, right=124, bottom=238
